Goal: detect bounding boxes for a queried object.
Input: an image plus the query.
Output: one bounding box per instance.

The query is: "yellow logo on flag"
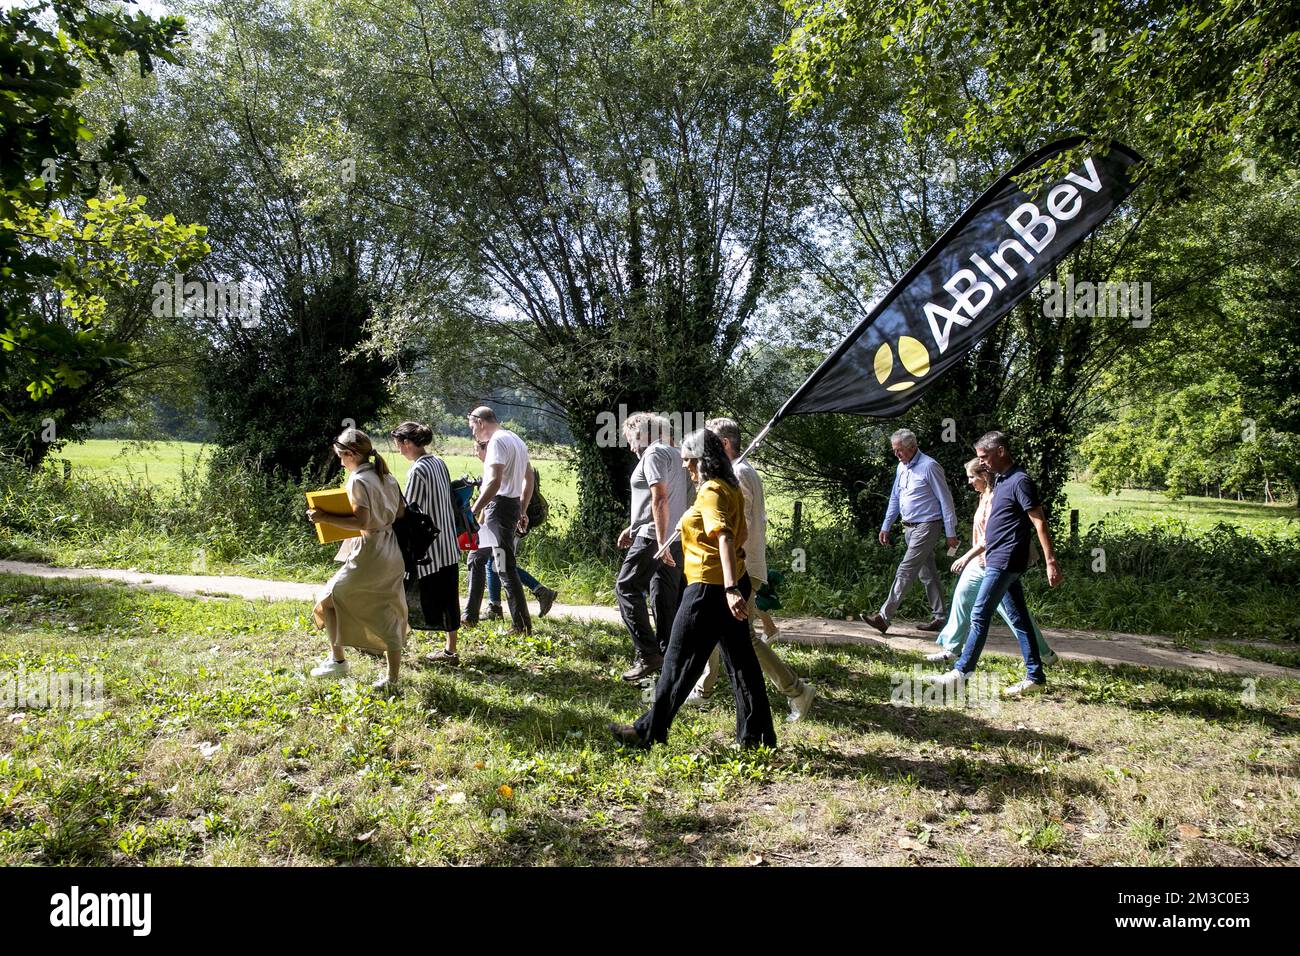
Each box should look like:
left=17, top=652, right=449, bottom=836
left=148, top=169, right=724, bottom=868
left=873, top=336, right=931, bottom=392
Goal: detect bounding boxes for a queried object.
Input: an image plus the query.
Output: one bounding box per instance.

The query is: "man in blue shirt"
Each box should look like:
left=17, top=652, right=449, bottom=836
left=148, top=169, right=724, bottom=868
left=926, top=430, right=1064, bottom=698
left=861, top=429, right=958, bottom=634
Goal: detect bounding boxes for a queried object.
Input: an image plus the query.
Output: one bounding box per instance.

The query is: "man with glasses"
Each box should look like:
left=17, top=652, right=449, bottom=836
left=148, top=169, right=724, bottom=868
left=861, top=428, right=958, bottom=635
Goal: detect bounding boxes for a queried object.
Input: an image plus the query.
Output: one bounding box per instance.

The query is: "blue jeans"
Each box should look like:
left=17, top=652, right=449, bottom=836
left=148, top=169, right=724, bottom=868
left=937, top=561, right=1053, bottom=659
left=953, top=567, right=1045, bottom=683
left=487, top=556, right=542, bottom=604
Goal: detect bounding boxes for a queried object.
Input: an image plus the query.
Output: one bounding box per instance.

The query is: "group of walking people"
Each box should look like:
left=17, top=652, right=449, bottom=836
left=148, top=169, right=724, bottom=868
left=304, top=406, right=544, bottom=690
left=303, top=407, right=1063, bottom=747
left=864, top=428, right=1063, bottom=699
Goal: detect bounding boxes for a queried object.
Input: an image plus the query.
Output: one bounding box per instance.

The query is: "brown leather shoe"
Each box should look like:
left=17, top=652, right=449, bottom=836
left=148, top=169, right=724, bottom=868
left=608, top=722, right=649, bottom=749
left=859, top=611, right=889, bottom=634
left=621, top=655, right=663, bottom=682
left=917, top=617, right=946, bottom=632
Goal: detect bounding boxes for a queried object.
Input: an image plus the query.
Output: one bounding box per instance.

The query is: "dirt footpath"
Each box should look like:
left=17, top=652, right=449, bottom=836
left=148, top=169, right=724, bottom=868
left=2, top=560, right=1295, bottom=680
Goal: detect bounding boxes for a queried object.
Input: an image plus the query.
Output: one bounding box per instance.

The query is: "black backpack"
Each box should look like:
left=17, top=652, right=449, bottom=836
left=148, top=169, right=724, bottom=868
left=525, top=470, right=549, bottom=531
left=393, top=499, right=440, bottom=577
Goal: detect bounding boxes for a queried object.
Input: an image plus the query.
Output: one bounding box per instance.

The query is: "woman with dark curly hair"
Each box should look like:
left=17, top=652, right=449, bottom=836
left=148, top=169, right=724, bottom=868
left=609, top=428, right=776, bottom=750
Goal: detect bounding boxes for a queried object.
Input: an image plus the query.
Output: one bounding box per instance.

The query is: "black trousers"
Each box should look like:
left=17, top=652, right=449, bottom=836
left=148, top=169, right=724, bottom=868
left=481, top=496, right=531, bottom=632
left=615, top=534, right=684, bottom=660
left=406, top=563, right=460, bottom=631
left=634, top=576, right=776, bottom=748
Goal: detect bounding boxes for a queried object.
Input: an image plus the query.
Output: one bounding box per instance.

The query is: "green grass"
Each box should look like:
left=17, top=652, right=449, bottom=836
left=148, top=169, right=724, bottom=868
left=1066, top=481, right=1299, bottom=535
left=10, top=442, right=1299, bottom=645
left=59, top=439, right=207, bottom=487
left=1, top=573, right=1297, bottom=866
left=55, top=439, right=579, bottom=526
left=57, top=441, right=1296, bottom=533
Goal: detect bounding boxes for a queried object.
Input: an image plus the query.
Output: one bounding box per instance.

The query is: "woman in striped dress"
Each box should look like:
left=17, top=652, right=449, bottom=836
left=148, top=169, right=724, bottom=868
left=391, top=421, right=462, bottom=662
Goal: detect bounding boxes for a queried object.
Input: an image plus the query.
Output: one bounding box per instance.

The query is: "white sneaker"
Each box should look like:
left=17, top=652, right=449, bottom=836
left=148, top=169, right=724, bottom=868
left=1004, top=679, right=1046, bottom=699
left=788, top=683, right=817, bottom=722
left=681, top=689, right=711, bottom=708
left=925, top=649, right=955, bottom=664
left=371, top=676, right=398, bottom=695
left=1040, top=650, right=1059, bottom=666
left=310, top=657, right=349, bottom=679
left=922, top=669, right=966, bottom=690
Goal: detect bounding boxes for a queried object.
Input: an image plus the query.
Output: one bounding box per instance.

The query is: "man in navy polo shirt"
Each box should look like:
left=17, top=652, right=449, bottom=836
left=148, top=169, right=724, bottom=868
left=926, top=430, right=1063, bottom=698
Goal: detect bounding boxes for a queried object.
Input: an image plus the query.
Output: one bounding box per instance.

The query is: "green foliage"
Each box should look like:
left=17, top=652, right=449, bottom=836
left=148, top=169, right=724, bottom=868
left=0, top=449, right=333, bottom=574
left=775, top=0, right=1299, bottom=199
left=200, top=274, right=396, bottom=479
left=1, top=192, right=209, bottom=466
left=1079, top=167, right=1300, bottom=504
left=0, top=1, right=196, bottom=406
left=310, top=0, right=820, bottom=544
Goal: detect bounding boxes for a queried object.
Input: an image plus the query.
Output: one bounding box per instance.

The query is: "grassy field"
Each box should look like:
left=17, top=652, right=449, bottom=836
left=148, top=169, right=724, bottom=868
left=1, top=573, right=1296, bottom=866
left=1065, top=482, right=1299, bottom=535
left=54, top=441, right=1298, bottom=537
left=9, top=440, right=1296, bottom=644
left=54, top=439, right=580, bottom=524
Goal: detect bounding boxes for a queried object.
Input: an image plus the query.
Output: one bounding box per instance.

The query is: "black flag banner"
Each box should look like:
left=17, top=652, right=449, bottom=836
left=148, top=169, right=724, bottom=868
left=658, top=138, right=1144, bottom=559
left=771, top=137, right=1144, bottom=423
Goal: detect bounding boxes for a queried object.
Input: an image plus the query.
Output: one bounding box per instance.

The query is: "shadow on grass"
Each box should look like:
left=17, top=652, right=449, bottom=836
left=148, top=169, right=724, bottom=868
left=1055, top=659, right=1300, bottom=736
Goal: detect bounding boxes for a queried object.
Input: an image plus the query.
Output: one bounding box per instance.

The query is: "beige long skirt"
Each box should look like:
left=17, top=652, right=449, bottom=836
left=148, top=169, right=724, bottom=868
left=313, top=528, right=410, bottom=656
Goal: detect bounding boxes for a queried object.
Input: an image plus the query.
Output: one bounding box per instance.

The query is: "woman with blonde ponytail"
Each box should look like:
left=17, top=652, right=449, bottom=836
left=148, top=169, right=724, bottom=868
left=305, top=427, right=409, bottom=692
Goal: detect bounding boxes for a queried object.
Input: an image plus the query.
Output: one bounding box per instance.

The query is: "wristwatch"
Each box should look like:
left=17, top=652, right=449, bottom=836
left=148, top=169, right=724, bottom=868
left=724, top=584, right=743, bottom=596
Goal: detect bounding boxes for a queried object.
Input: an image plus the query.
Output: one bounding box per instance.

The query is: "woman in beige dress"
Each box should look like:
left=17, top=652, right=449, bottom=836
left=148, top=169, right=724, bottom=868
left=305, top=428, right=409, bottom=692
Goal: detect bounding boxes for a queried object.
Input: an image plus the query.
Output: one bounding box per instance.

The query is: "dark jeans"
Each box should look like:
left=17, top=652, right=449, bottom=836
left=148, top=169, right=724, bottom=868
left=615, top=534, right=683, bottom=660
left=487, top=552, right=542, bottom=604
left=633, top=577, right=776, bottom=748
left=467, top=496, right=531, bottom=632
left=954, top=566, right=1045, bottom=683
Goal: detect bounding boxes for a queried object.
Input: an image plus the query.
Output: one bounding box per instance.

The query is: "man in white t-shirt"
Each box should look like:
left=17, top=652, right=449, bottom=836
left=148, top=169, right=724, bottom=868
left=467, top=405, right=533, bottom=633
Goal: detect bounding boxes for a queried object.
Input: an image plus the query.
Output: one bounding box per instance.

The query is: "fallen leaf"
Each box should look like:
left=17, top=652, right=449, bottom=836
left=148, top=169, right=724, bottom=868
left=356, top=829, right=376, bottom=843
left=748, top=853, right=766, bottom=866
left=474, top=760, right=486, bottom=770
left=1176, top=824, right=1204, bottom=840
left=196, top=741, right=220, bottom=759
left=637, top=856, right=650, bottom=864
left=447, top=791, right=466, bottom=804
left=497, top=784, right=514, bottom=800
left=681, top=833, right=701, bottom=845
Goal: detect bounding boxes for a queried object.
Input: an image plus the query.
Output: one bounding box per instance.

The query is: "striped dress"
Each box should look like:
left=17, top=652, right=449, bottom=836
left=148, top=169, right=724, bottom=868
left=403, top=454, right=460, bottom=576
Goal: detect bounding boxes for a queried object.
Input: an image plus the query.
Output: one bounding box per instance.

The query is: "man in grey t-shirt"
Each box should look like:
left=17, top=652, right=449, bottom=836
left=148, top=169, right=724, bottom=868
left=616, top=412, right=691, bottom=682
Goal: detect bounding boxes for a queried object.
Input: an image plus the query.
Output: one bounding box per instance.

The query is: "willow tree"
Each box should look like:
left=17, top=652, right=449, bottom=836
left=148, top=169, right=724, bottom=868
left=323, top=0, right=816, bottom=546
left=116, top=0, right=445, bottom=478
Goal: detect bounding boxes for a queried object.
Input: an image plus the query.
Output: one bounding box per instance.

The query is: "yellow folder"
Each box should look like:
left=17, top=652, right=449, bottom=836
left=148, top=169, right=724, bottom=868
left=306, top=488, right=362, bottom=544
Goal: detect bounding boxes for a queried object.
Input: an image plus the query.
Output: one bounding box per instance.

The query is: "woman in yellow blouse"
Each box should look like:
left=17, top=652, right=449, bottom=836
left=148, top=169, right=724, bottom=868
left=609, top=428, right=776, bottom=749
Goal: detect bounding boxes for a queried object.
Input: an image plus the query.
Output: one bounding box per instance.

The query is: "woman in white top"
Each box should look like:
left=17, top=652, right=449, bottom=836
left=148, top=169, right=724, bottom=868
left=306, top=428, right=409, bottom=692
left=928, top=458, right=1056, bottom=665
left=391, top=421, right=462, bottom=661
